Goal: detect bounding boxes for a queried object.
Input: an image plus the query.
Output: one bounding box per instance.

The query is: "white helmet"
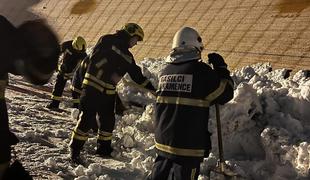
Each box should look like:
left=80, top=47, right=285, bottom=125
left=172, top=27, right=204, bottom=51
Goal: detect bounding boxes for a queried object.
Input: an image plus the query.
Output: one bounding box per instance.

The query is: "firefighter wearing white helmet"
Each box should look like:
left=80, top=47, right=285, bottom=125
left=150, top=27, right=234, bottom=180
left=47, top=36, right=87, bottom=109
left=69, top=23, right=155, bottom=164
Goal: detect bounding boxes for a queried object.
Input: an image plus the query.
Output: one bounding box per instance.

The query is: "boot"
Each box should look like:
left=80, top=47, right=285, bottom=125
left=72, top=103, right=79, bottom=109
left=69, top=148, right=84, bottom=165
left=69, top=138, right=86, bottom=165
left=46, top=100, right=60, bottom=109
left=95, top=140, right=113, bottom=157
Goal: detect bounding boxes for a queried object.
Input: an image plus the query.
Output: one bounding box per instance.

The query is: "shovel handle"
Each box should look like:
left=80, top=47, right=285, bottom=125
left=215, top=104, right=224, bottom=172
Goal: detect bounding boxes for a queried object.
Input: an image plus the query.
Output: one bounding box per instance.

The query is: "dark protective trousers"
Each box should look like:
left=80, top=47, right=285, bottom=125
left=70, top=87, right=116, bottom=151
left=51, top=72, right=79, bottom=108
left=0, top=100, right=18, bottom=163
left=150, top=156, right=201, bottom=180
left=51, top=72, right=67, bottom=100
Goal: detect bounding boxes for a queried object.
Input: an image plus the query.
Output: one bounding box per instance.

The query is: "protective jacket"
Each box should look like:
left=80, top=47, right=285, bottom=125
left=58, top=41, right=87, bottom=79
left=70, top=30, right=155, bottom=155
left=82, top=31, right=154, bottom=94
left=155, top=57, right=234, bottom=163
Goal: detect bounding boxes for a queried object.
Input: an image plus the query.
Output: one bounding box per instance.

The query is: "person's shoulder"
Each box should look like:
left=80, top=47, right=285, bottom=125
left=99, top=34, right=115, bottom=42
left=0, top=15, right=16, bottom=30
left=196, top=60, right=212, bottom=69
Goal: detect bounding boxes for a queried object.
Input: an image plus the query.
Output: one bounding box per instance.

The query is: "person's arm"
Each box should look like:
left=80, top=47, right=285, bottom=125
left=127, top=62, right=156, bottom=93
left=206, top=53, right=234, bottom=105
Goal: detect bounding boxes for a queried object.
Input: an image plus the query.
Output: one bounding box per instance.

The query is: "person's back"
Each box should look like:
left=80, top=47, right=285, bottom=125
left=69, top=23, right=155, bottom=164
left=151, top=27, right=234, bottom=180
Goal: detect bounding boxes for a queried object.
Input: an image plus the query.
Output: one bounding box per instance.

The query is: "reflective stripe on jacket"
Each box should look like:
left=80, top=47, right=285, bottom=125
left=82, top=32, right=151, bottom=94
left=155, top=59, right=234, bottom=162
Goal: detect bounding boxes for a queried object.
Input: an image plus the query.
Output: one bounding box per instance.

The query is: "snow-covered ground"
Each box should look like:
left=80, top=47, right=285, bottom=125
left=6, top=58, right=310, bottom=180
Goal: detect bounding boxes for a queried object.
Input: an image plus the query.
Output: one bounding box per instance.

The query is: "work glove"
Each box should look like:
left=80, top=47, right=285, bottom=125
left=144, top=81, right=156, bottom=96
left=208, top=53, right=227, bottom=68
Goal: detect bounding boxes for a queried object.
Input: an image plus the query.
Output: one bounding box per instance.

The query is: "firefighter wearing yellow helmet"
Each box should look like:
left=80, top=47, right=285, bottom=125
left=68, top=23, right=155, bottom=164
left=47, top=36, right=87, bottom=109
left=122, top=23, right=144, bottom=41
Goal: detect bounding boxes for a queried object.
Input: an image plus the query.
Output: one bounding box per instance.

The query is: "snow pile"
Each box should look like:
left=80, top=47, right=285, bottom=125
left=6, top=59, right=310, bottom=179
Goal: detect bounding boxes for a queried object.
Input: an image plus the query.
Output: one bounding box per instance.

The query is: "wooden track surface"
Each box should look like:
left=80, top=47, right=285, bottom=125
left=0, top=0, right=309, bottom=72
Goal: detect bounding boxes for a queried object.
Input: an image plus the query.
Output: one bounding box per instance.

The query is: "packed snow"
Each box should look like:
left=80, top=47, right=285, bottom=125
left=6, top=58, right=310, bottom=180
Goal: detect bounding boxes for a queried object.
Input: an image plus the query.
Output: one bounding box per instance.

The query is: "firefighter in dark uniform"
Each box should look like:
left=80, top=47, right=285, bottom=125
left=47, top=36, right=87, bottom=109
left=71, top=56, right=127, bottom=117
left=69, top=23, right=156, bottom=164
left=150, top=27, right=234, bottom=180
left=0, top=15, right=59, bottom=179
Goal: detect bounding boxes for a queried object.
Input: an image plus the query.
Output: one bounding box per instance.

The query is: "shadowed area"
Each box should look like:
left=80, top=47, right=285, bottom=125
left=277, top=0, right=310, bottom=14
left=70, top=0, right=96, bottom=15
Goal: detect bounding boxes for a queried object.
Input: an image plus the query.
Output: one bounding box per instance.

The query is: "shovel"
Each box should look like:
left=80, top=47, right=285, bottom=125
left=210, top=104, right=240, bottom=179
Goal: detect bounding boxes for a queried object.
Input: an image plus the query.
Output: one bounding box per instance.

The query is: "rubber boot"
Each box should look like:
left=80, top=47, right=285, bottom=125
left=46, top=100, right=60, bottom=109
left=69, top=139, right=86, bottom=165
left=95, top=140, right=113, bottom=158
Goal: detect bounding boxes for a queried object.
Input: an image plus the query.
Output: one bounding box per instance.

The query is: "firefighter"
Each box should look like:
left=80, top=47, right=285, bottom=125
left=69, top=23, right=156, bottom=164
left=0, top=15, right=59, bottom=179
left=150, top=27, right=234, bottom=180
left=71, top=56, right=126, bottom=116
left=47, top=36, right=87, bottom=109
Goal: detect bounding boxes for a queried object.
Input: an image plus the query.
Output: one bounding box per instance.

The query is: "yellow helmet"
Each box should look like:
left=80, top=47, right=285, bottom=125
left=72, top=36, right=86, bottom=51
left=122, top=23, right=144, bottom=41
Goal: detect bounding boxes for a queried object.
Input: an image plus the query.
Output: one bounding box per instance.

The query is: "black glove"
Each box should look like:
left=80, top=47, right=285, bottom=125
left=208, top=53, right=227, bottom=68
left=145, top=81, right=156, bottom=92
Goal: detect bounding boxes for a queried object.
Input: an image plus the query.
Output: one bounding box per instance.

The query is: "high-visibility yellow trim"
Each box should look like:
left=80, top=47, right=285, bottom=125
left=70, top=85, right=82, bottom=94
left=106, top=90, right=116, bottom=95
left=112, top=45, right=132, bottom=64
left=191, top=168, right=197, bottom=180
left=156, top=96, right=210, bottom=108
left=205, top=79, right=228, bottom=102
left=72, top=99, right=80, bottom=104
left=51, top=95, right=62, bottom=101
left=72, top=131, right=88, bottom=141
left=97, top=131, right=113, bottom=141
left=141, top=79, right=149, bottom=87
left=83, top=79, right=104, bottom=92
left=155, top=142, right=205, bottom=157
left=96, top=70, right=103, bottom=79
left=97, top=135, right=112, bottom=141
left=84, top=73, right=115, bottom=89
left=95, top=58, right=107, bottom=68
left=72, top=129, right=88, bottom=141
left=98, top=131, right=112, bottom=136
left=73, top=128, right=88, bottom=136
left=83, top=79, right=115, bottom=95
left=65, top=49, right=73, bottom=55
